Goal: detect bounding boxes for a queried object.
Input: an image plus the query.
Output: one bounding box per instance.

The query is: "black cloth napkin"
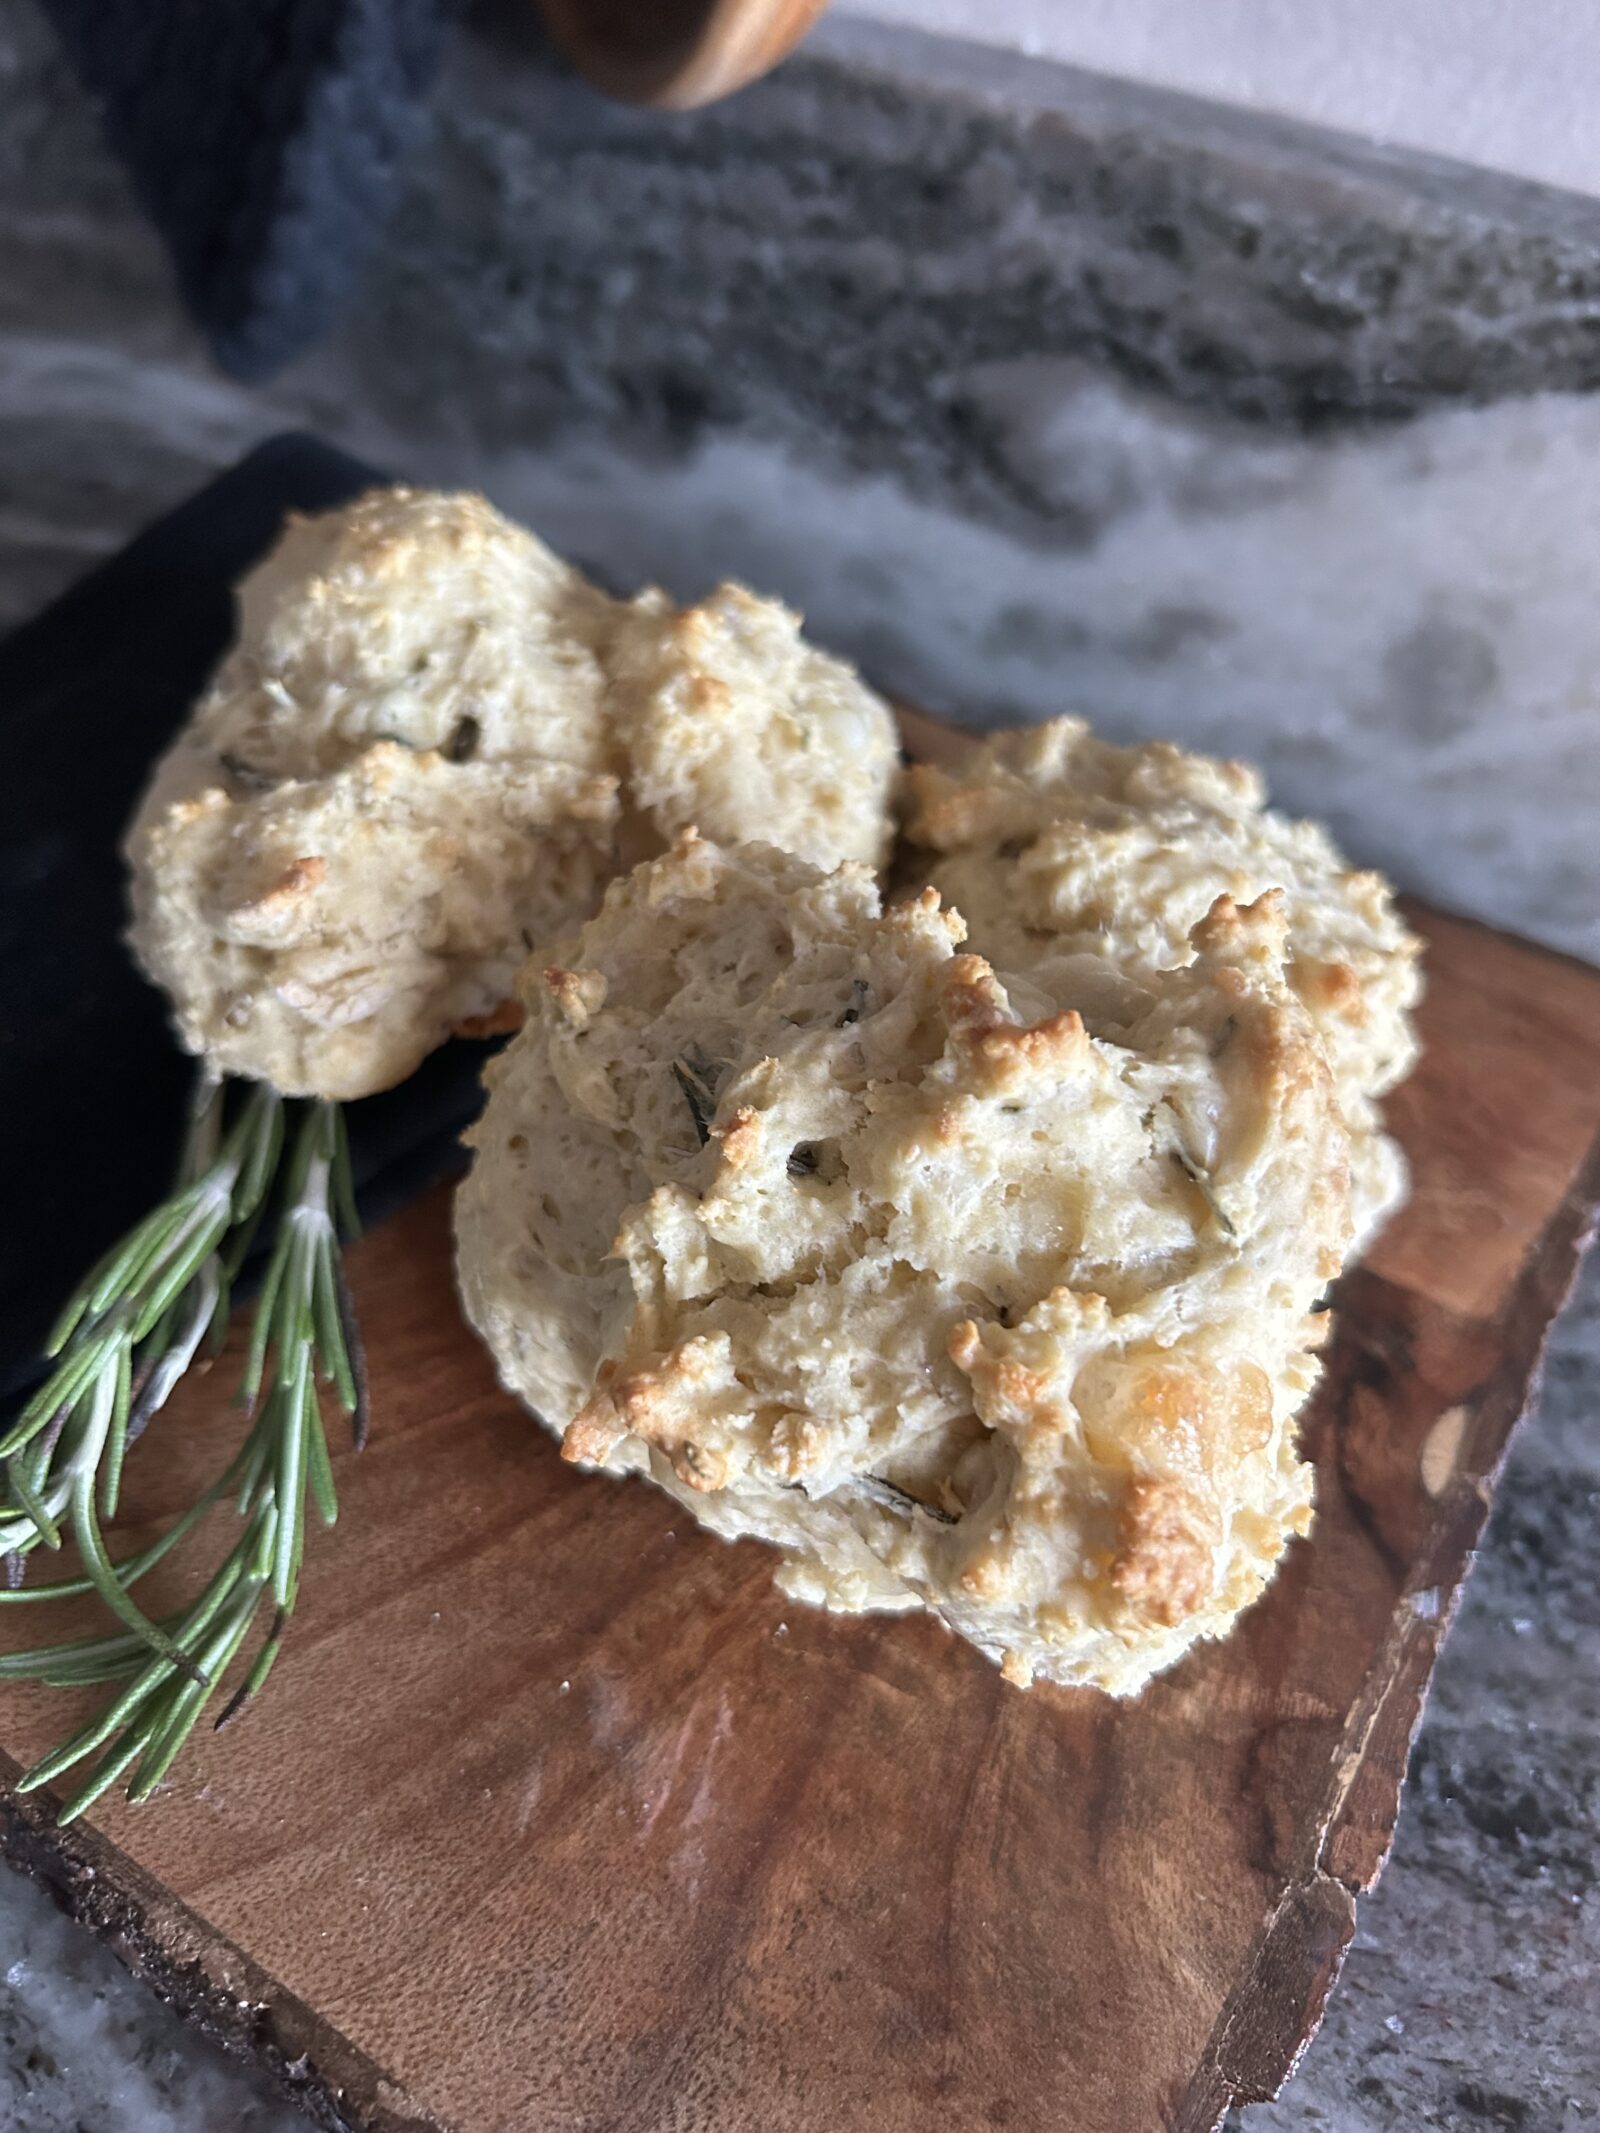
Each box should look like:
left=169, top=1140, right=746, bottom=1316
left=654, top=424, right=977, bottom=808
left=0, top=434, right=498, bottom=1399
left=38, top=1, right=456, bottom=379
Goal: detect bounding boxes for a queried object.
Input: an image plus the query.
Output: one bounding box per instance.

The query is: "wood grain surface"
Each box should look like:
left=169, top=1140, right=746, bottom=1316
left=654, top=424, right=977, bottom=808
left=4, top=827, right=1600, bottom=2131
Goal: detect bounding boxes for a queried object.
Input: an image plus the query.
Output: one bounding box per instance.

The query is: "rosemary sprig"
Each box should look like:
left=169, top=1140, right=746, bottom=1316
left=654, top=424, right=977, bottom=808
left=0, top=1076, right=282, bottom=1654
left=0, top=1089, right=365, bottom=1820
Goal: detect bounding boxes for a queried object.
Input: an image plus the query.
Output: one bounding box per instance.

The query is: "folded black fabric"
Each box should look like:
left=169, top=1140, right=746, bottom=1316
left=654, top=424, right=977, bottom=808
left=0, top=434, right=498, bottom=1399
left=38, top=0, right=455, bottom=379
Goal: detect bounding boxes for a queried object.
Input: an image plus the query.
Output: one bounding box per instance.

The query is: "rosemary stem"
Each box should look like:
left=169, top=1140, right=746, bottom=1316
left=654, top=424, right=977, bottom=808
left=2, top=1083, right=368, bottom=1815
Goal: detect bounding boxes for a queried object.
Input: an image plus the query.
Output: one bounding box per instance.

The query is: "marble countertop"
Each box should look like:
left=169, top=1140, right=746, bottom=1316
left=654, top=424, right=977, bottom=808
left=0, top=0, right=1596, bottom=2126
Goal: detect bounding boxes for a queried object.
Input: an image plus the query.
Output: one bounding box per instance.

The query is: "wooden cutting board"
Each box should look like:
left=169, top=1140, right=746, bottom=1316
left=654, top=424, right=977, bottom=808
left=5, top=718, right=1600, bottom=2133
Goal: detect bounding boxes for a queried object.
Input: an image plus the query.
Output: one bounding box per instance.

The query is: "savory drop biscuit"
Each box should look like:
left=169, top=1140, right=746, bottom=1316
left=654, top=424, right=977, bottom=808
left=902, top=718, right=1423, bottom=1244
left=127, top=489, right=898, bottom=1100
left=456, top=834, right=1353, bottom=1695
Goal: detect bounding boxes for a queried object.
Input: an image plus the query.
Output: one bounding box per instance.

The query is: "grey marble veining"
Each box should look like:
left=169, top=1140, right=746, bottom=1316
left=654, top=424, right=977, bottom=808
left=0, top=0, right=1597, bottom=2125
left=1, top=1871, right=304, bottom=2133
left=1238, top=1257, right=1600, bottom=2133
left=355, top=8, right=1600, bottom=471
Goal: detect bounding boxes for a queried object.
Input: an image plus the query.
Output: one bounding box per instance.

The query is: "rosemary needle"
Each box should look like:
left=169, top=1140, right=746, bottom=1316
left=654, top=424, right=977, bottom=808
left=0, top=1083, right=365, bottom=1820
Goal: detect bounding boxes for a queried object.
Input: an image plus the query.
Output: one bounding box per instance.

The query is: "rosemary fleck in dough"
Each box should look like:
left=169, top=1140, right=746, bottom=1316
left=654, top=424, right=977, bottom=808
left=902, top=718, right=1423, bottom=1244
left=126, top=489, right=898, bottom=1101
left=456, top=834, right=1353, bottom=1696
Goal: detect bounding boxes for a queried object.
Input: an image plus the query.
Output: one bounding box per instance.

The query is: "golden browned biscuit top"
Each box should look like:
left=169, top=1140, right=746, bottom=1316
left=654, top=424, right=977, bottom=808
left=455, top=833, right=1353, bottom=1695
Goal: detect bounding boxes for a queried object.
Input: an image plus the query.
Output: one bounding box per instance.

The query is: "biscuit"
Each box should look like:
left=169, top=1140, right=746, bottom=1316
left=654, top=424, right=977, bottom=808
left=608, top=583, right=898, bottom=871
left=455, top=834, right=1352, bottom=1694
left=902, top=717, right=1423, bottom=1243
left=126, top=490, right=898, bottom=1100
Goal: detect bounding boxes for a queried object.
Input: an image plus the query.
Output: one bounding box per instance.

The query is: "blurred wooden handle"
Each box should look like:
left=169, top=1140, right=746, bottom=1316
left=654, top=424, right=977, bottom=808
left=535, top=0, right=832, bottom=110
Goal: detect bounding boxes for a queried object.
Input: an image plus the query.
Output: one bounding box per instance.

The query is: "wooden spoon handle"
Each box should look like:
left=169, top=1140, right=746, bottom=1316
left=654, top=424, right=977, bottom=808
left=535, top=0, right=832, bottom=110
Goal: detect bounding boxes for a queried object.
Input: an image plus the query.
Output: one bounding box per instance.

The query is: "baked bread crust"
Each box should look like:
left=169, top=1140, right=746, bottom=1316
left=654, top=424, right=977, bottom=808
left=902, top=717, right=1423, bottom=1244
left=455, top=834, right=1353, bottom=1694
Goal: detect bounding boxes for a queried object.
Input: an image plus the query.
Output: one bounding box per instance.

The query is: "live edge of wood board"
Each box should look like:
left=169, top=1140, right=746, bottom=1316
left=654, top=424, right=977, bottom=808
left=5, top=713, right=1600, bottom=2133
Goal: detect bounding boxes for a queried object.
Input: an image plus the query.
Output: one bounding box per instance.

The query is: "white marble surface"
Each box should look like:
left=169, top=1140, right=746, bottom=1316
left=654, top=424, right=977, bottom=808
left=837, top=1, right=1600, bottom=199
left=2, top=1876, right=303, bottom=2133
